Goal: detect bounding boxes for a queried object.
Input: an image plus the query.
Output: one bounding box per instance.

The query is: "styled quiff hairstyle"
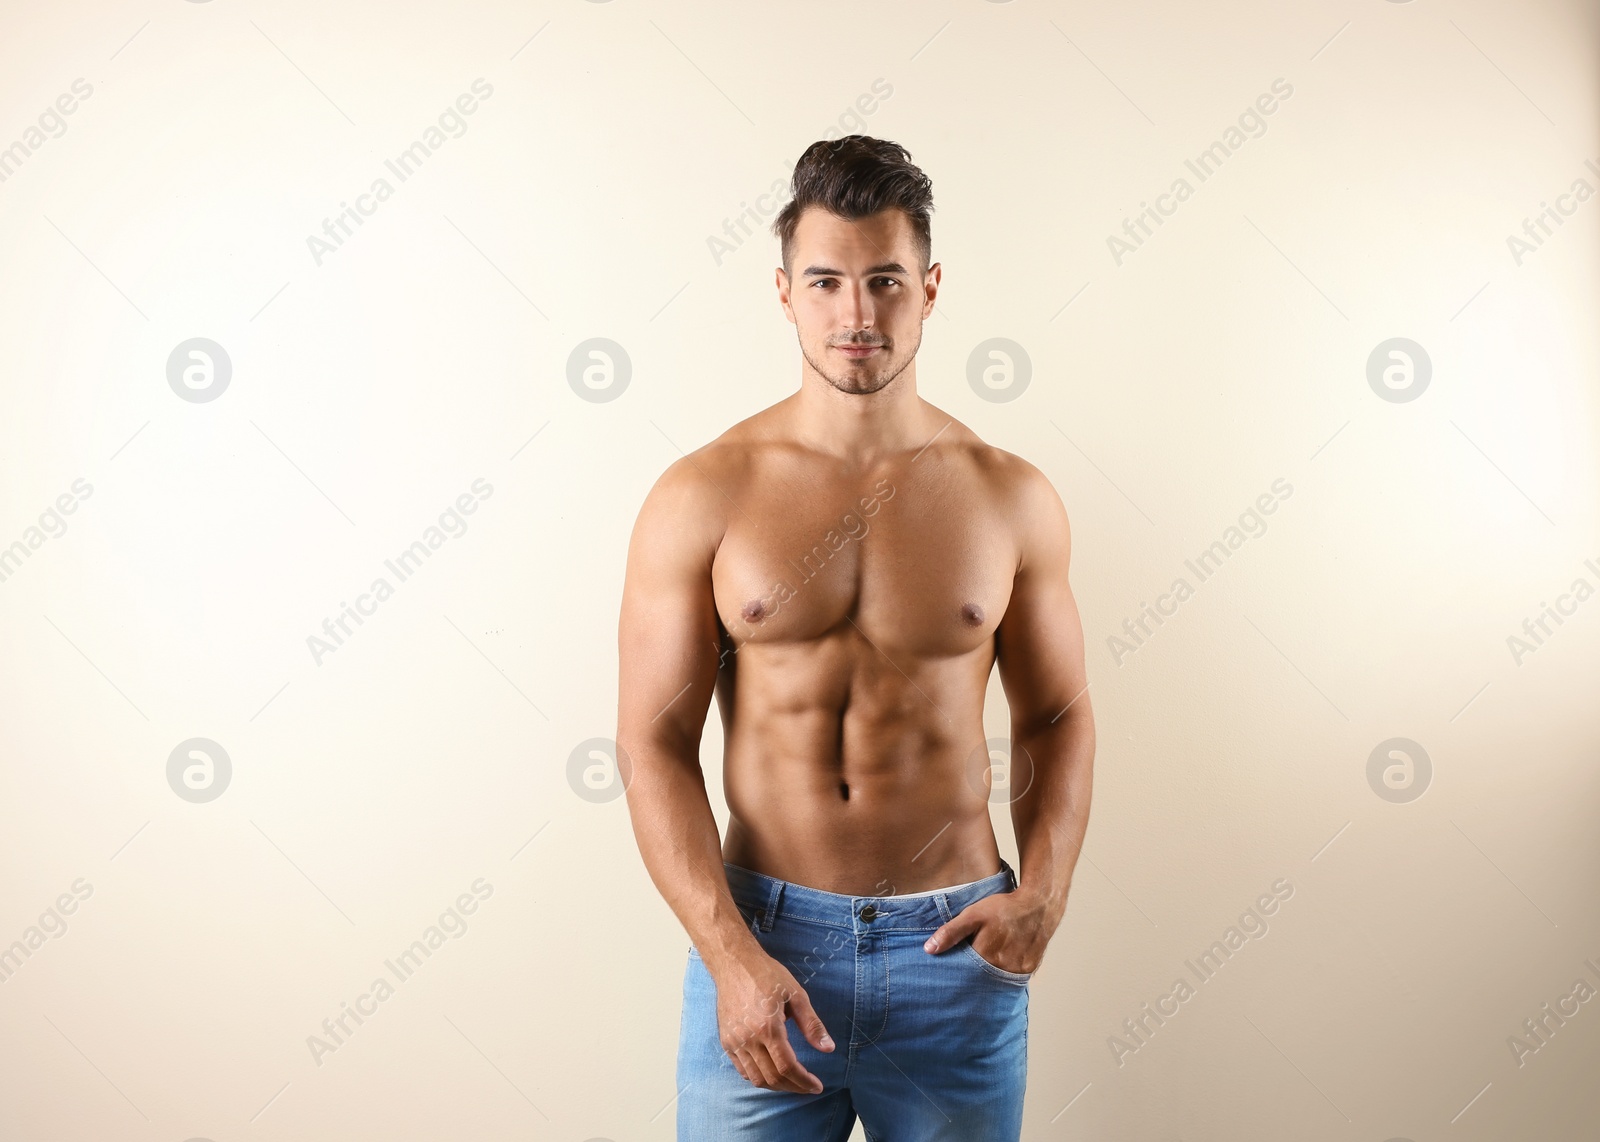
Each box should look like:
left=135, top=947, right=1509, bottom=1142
left=771, top=135, right=934, bottom=278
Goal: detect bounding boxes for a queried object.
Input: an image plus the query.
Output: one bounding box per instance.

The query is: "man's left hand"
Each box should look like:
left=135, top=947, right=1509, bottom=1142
left=923, top=888, right=1062, bottom=975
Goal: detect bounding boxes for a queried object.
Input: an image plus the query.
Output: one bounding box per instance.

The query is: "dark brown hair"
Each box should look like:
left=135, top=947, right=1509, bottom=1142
left=771, top=135, right=934, bottom=277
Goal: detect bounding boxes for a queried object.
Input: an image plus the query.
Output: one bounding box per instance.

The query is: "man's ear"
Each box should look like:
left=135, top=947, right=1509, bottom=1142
left=922, top=261, right=941, bottom=317
left=776, top=266, right=796, bottom=324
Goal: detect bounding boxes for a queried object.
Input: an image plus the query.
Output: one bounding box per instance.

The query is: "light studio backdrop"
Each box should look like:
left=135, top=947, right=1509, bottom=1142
left=1, top=1, right=1596, bottom=1139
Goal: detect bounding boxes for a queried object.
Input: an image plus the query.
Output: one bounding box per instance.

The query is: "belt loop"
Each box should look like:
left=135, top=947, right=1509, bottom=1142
left=760, top=880, right=783, bottom=932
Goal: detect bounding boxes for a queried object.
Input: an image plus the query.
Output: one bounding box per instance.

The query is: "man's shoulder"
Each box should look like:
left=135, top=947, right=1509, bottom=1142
left=923, top=415, right=1067, bottom=551
left=929, top=412, right=1054, bottom=505
left=652, top=418, right=761, bottom=496
left=636, top=413, right=776, bottom=551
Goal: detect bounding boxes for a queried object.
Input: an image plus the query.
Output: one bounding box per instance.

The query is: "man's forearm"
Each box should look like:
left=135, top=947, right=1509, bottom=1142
left=1009, top=707, right=1094, bottom=926
left=623, top=744, right=763, bottom=974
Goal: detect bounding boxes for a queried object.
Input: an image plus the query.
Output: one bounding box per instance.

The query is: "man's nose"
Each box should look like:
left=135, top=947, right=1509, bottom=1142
left=839, top=282, right=873, bottom=330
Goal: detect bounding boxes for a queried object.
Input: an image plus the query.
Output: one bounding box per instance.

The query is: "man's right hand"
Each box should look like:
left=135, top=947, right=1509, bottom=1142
left=709, top=946, right=835, bottom=1094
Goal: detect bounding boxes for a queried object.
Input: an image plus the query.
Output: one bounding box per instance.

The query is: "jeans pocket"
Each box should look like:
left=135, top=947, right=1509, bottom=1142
left=961, top=938, right=1033, bottom=985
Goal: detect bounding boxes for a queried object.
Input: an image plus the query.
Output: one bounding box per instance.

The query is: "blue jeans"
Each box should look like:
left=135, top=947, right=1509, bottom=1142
left=677, top=859, right=1030, bottom=1140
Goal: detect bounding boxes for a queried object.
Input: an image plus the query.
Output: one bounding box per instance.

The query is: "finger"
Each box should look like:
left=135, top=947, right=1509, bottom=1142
left=925, top=914, right=976, bottom=953
left=739, top=1045, right=779, bottom=1090
left=726, top=1021, right=766, bottom=1084
left=723, top=1034, right=751, bottom=1083
left=765, top=1036, right=824, bottom=1095
left=754, top=1047, right=797, bottom=1093
left=786, top=985, right=835, bottom=1052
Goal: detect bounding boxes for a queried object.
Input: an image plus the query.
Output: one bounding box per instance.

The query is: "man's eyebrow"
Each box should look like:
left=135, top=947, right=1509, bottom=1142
left=801, top=262, right=909, bottom=277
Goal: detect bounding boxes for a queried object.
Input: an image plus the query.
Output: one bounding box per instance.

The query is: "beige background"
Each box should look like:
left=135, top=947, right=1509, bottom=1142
left=1, top=0, right=1597, bottom=1138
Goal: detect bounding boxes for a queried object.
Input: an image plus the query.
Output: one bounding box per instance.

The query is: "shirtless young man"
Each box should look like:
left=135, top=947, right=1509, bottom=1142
left=616, top=135, right=1095, bottom=1141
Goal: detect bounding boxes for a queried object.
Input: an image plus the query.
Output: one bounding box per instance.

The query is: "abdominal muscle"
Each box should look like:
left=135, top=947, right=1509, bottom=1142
left=716, top=643, right=1004, bottom=897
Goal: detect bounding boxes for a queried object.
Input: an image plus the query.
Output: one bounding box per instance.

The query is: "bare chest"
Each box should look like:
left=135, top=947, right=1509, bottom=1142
left=711, top=470, right=1016, bottom=658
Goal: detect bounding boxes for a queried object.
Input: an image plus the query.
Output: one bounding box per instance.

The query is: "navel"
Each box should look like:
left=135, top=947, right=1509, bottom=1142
left=961, top=602, right=985, bottom=626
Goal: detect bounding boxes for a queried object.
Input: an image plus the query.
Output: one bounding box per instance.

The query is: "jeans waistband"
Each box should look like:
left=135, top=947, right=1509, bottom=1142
left=722, top=858, right=1018, bottom=933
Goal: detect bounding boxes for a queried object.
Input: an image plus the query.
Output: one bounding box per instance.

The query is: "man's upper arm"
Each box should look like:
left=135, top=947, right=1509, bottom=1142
left=994, top=461, right=1090, bottom=737
left=617, top=456, right=726, bottom=759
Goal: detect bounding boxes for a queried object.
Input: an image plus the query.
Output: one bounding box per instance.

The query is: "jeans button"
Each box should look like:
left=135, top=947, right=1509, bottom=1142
left=859, top=904, right=877, bottom=921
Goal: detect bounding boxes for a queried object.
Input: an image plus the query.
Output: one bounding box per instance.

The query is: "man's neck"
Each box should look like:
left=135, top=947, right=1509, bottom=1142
left=788, top=366, right=934, bottom=467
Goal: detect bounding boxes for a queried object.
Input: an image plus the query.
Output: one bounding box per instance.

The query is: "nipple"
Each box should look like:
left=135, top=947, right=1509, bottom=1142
left=742, top=599, right=767, bottom=623
left=961, top=603, right=985, bottom=626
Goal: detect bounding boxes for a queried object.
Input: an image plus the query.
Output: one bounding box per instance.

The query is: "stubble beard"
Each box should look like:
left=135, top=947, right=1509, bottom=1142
left=800, top=326, right=922, bottom=396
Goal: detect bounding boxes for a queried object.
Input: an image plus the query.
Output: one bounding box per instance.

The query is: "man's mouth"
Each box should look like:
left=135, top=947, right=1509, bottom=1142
left=835, top=344, right=881, bottom=358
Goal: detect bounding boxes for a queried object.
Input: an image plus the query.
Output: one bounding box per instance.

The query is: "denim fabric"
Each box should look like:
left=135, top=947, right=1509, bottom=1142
left=677, top=859, right=1029, bottom=1140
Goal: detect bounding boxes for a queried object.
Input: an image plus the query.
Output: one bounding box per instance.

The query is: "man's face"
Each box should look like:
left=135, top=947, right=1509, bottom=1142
left=777, top=207, right=939, bottom=396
